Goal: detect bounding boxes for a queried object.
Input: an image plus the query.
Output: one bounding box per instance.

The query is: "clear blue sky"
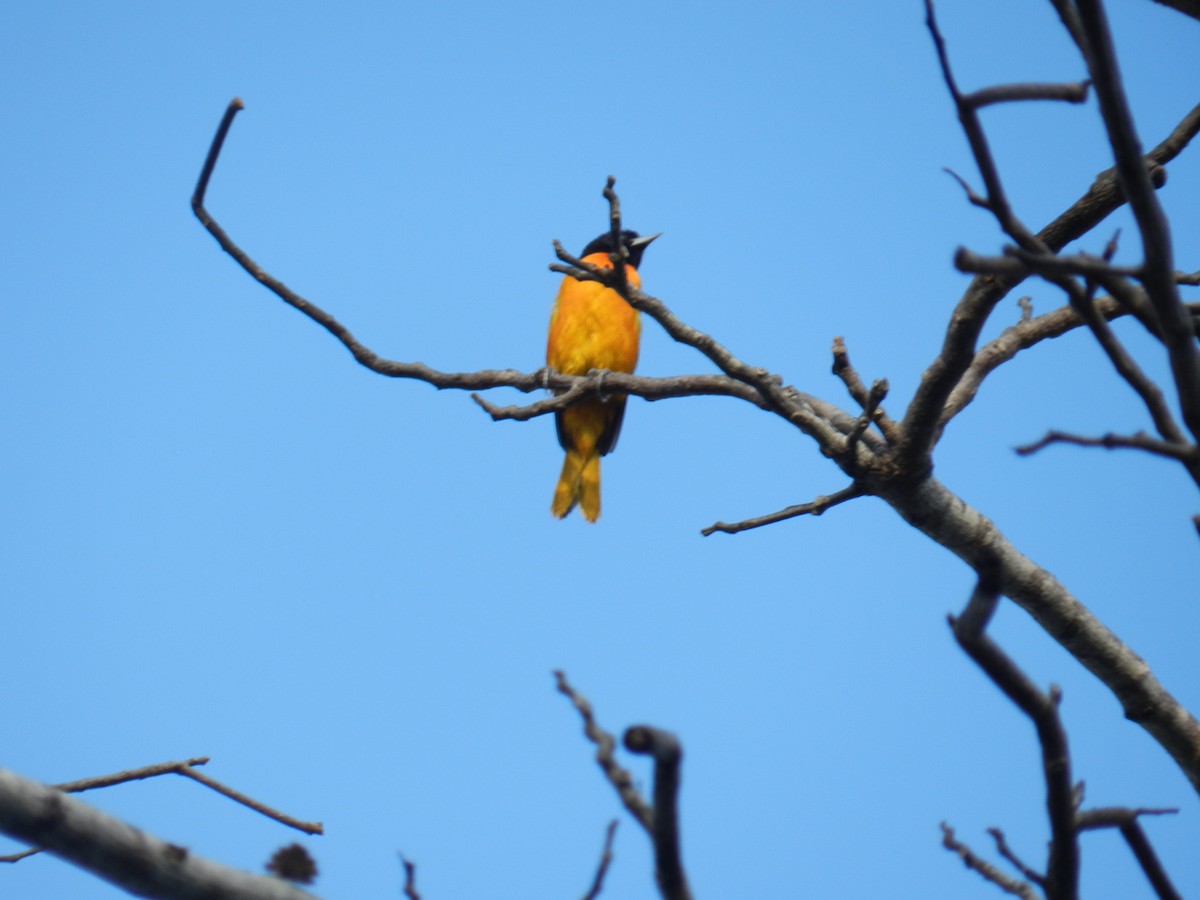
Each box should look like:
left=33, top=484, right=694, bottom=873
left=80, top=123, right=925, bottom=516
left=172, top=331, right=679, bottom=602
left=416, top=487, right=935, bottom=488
left=2, top=1, right=1198, bottom=897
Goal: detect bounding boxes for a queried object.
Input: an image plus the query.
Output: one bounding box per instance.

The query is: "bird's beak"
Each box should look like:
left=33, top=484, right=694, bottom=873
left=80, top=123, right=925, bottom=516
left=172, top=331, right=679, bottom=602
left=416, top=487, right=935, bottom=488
left=630, top=232, right=662, bottom=249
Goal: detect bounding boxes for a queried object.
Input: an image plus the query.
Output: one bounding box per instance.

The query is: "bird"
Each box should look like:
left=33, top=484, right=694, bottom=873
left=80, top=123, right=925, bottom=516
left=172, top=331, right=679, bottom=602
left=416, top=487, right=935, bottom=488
left=546, top=229, right=659, bottom=522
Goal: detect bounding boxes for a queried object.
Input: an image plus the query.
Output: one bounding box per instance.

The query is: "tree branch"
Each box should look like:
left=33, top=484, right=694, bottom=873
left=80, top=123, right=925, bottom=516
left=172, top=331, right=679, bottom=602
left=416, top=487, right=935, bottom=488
left=940, top=823, right=1040, bottom=899
left=554, top=671, right=653, bottom=832
left=1015, top=429, right=1198, bottom=463
left=1075, top=0, right=1200, bottom=441
left=581, top=820, right=619, bottom=900
left=0, top=768, right=318, bottom=900
left=949, top=576, right=1079, bottom=899
left=623, top=726, right=692, bottom=900
left=903, top=68, right=1200, bottom=462
left=701, top=483, right=864, bottom=536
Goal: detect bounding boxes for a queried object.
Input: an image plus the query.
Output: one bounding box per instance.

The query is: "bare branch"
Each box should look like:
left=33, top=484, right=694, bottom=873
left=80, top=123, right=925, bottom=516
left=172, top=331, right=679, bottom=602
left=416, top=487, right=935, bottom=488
left=177, top=764, right=322, bottom=836
left=987, top=828, right=1046, bottom=888
left=0, top=768, right=318, bottom=900
left=399, top=854, right=422, bottom=900
left=964, top=80, right=1090, bottom=110
left=554, top=671, right=653, bottom=832
left=701, top=484, right=864, bottom=536
left=831, top=336, right=900, bottom=443
left=192, top=101, right=859, bottom=471
left=623, top=727, right=692, bottom=900
left=1015, top=429, right=1198, bottom=463
left=943, top=296, right=1195, bottom=422
left=1148, top=0, right=1200, bottom=23
left=905, top=81, right=1200, bottom=462
left=3, top=757, right=319, bottom=865
left=51, top=757, right=212, bottom=796
left=940, top=823, right=1040, bottom=900
left=949, top=576, right=1079, bottom=899
left=1076, top=0, right=1200, bottom=440
left=470, top=372, right=767, bottom=423
left=1076, top=808, right=1182, bottom=900
left=581, top=820, right=619, bottom=900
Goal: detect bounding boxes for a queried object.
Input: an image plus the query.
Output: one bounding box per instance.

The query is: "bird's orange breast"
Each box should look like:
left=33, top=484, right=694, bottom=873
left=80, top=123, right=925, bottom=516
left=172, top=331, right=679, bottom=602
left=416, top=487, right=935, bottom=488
left=546, top=252, right=641, bottom=376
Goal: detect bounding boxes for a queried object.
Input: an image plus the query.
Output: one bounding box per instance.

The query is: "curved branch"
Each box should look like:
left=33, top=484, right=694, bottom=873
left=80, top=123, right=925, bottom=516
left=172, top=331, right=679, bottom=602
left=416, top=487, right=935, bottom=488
left=623, top=726, right=691, bottom=900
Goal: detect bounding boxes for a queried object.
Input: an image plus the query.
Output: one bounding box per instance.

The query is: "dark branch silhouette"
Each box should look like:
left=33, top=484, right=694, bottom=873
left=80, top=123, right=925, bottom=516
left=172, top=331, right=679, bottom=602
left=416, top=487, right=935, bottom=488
left=557, top=673, right=693, bottom=900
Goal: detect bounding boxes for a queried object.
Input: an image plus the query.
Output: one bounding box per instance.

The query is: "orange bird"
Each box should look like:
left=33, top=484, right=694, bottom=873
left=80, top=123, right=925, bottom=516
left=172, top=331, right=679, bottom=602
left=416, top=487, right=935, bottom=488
left=546, top=230, right=659, bottom=522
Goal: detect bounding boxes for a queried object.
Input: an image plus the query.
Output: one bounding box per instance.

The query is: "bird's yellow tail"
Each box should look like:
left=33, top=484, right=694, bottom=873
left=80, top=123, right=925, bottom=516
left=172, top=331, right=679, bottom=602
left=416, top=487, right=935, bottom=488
left=551, top=450, right=601, bottom=522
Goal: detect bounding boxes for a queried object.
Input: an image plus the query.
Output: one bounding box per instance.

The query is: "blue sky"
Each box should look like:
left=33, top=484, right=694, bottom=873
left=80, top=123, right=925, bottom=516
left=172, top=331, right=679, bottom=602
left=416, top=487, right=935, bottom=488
left=2, top=1, right=1198, bottom=897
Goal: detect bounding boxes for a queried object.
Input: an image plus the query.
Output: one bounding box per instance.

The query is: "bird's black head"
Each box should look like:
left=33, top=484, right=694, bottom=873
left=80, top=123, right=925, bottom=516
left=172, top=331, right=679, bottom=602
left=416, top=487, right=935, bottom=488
left=581, top=230, right=661, bottom=270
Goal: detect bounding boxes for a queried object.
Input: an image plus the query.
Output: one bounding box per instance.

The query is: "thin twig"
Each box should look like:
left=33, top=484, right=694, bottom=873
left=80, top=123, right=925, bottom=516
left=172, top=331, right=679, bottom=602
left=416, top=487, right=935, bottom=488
left=176, top=765, right=323, bottom=835
left=831, top=336, right=900, bottom=443
left=940, top=823, right=1040, bottom=900
left=581, top=820, right=619, bottom=900
left=701, top=484, right=864, bottom=536
left=987, top=828, right=1045, bottom=887
left=1015, top=430, right=1197, bottom=463
left=53, top=757, right=212, bottom=795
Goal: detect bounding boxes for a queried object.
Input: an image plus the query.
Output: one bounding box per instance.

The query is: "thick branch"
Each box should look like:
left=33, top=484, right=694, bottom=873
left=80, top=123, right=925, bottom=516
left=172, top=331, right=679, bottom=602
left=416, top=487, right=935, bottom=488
left=0, top=768, right=318, bottom=900
left=623, top=727, right=692, bottom=900
left=880, top=476, right=1200, bottom=795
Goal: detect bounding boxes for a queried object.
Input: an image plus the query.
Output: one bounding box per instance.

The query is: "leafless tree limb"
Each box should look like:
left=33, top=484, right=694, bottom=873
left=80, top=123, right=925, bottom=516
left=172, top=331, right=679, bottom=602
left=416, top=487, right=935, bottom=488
left=176, top=764, right=322, bottom=836
left=942, top=297, right=1200, bottom=423
left=555, top=674, right=692, bottom=900
left=398, top=854, right=422, bottom=900
left=986, top=828, right=1045, bottom=888
left=700, top=483, right=864, bottom=537
left=964, top=81, right=1090, bottom=109
left=2, top=757, right=320, bottom=866
left=623, top=726, right=691, bottom=900
left=949, top=575, right=1080, bottom=899
left=947, top=570, right=1186, bottom=898
left=0, top=768, right=319, bottom=899
left=554, top=671, right=653, bottom=832
left=831, top=336, right=900, bottom=443
left=1147, top=0, right=1200, bottom=21
left=1077, top=808, right=1181, bottom=900
left=907, top=89, right=1200, bottom=461
left=1015, top=429, right=1198, bottom=463
left=51, top=757, right=213, bottom=795
left=581, top=820, right=618, bottom=900
left=940, top=823, right=1040, bottom=900
left=1075, top=0, right=1200, bottom=441
left=193, top=80, right=1200, bottom=799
